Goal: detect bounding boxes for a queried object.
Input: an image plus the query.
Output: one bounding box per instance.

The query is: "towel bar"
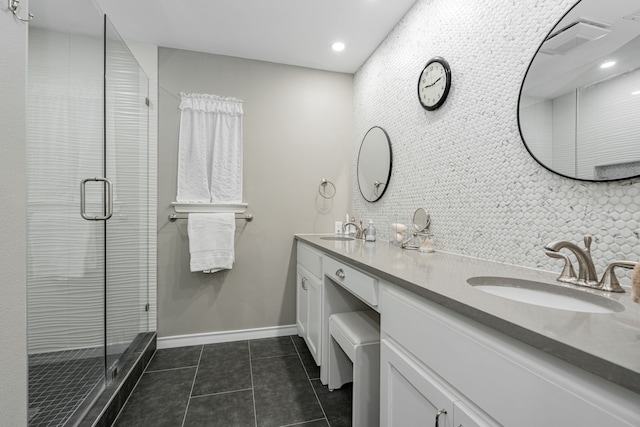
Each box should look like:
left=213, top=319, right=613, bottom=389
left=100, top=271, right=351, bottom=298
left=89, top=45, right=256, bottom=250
left=169, top=213, right=253, bottom=222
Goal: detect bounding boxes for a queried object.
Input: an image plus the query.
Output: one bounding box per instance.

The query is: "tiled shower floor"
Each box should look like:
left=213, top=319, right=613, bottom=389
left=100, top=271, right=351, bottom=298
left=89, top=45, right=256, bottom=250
left=28, top=348, right=104, bottom=427
left=113, top=335, right=353, bottom=427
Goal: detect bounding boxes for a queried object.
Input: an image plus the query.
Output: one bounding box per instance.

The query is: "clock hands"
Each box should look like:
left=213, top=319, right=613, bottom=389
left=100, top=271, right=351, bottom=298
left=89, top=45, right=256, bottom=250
left=423, top=76, right=442, bottom=89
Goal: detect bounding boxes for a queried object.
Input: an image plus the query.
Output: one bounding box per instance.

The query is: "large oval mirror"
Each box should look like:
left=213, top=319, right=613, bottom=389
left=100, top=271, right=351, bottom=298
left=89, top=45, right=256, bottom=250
left=518, top=0, right=640, bottom=181
left=357, top=126, right=392, bottom=202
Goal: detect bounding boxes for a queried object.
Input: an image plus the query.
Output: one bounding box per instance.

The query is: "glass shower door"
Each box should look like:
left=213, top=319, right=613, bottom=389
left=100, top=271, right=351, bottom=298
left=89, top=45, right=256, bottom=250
left=26, top=1, right=108, bottom=425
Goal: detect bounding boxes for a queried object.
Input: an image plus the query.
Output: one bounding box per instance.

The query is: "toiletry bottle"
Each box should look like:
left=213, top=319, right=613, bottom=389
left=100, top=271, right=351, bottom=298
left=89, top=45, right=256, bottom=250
left=365, top=219, right=376, bottom=242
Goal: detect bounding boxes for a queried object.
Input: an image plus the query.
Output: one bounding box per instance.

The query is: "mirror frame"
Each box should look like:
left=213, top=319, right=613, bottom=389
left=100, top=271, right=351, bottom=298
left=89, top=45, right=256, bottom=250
left=517, top=0, right=640, bottom=182
left=357, top=126, right=393, bottom=203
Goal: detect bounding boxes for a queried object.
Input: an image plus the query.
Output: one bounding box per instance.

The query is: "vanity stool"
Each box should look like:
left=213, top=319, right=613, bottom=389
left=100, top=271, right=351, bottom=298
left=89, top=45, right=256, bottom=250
left=328, top=310, right=380, bottom=427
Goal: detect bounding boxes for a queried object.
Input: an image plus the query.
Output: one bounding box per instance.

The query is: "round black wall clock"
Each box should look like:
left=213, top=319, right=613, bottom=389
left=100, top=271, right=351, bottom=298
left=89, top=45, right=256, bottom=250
left=417, top=56, right=451, bottom=111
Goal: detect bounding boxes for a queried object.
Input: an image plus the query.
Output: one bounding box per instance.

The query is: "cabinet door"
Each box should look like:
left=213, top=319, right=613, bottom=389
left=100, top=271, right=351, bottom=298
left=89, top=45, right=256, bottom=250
left=305, top=272, right=322, bottom=365
left=296, top=266, right=309, bottom=338
left=381, top=339, right=455, bottom=427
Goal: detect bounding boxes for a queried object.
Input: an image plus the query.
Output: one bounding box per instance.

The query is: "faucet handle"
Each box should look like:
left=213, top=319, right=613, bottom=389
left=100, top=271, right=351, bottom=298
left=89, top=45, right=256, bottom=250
left=599, top=260, right=636, bottom=293
left=584, top=235, right=592, bottom=255
left=544, top=249, right=577, bottom=283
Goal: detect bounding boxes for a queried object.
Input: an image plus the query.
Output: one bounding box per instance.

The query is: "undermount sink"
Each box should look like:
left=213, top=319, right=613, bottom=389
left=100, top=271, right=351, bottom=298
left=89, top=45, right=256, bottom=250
left=320, top=236, right=355, bottom=241
left=467, top=276, right=624, bottom=314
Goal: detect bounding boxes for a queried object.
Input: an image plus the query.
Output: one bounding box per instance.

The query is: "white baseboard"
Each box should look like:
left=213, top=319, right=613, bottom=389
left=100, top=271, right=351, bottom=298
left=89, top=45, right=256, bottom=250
left=157, top=324, right=298, bottom=349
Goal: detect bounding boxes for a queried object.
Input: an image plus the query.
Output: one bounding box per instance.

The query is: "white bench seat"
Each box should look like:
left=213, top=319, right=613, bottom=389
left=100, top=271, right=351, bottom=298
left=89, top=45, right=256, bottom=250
left=328, top=310, right=380, bottom=427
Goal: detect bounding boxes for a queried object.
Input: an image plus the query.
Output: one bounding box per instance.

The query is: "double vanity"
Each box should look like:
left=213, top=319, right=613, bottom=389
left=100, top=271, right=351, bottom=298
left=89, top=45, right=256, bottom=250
left=295, top=234, right=640, bottom=426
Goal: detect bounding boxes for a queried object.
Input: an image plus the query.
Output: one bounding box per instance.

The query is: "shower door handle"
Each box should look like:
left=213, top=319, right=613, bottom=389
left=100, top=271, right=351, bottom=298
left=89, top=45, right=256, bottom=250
left=80, top=177, right=113, bottom=220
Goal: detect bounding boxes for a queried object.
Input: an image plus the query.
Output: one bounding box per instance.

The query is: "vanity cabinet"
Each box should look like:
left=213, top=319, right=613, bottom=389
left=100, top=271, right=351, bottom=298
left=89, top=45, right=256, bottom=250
left=294, top=235, right=640, bottom=425
left=296, top=242, right=323, bottom=364
left=381, top=285, right=640, bottom=427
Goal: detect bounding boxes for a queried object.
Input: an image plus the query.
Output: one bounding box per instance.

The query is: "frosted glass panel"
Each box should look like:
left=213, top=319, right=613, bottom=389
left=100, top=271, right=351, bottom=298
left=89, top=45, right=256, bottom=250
left=26, top=3, right=107, bottom=424
left=27, top=27, right=105, bottom=354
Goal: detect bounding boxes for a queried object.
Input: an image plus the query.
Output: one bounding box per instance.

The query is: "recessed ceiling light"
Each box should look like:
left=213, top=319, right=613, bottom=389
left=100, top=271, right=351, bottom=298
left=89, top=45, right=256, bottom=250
left=600, top=61, right=616, bottom=69
left=331, top=42, right=345, bottom=52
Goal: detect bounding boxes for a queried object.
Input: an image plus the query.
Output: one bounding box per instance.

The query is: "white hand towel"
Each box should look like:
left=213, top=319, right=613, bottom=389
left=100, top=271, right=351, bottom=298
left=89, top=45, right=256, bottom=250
left=188, top=213, right=235, bottom=273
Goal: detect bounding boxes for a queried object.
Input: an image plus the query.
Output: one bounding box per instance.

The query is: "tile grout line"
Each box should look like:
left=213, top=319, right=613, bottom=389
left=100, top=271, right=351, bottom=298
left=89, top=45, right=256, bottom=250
left=279, top=418, right=328, bottom=427
left=190, top=387, right=253, bottom=399
left=248, top=340, right=258, bottom=427
left=290, top=336, right=330, bottom=426
left=180, top=345, right=204, bottom=427
left=144, top=365, right=198, bottom=373
left=250, top=352, right=298, bottom=361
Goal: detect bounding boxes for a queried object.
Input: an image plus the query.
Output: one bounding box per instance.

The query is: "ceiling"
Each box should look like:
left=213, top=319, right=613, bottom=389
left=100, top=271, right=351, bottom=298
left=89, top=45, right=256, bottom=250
left=78, top=0, right=418, bottom=74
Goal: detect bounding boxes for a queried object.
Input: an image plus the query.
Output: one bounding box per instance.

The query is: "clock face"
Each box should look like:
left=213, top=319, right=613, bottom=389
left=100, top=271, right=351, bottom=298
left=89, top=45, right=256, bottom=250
left=418, top=57, right=451, bottom=111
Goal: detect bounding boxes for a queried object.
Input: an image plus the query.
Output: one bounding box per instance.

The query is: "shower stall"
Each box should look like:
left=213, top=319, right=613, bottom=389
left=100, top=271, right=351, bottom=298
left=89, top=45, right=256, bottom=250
left=26, top=1, right=156, bottom=425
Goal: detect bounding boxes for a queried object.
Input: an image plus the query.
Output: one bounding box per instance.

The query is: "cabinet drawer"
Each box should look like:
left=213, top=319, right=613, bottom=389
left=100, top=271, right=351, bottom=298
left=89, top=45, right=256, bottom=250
left=323, top=256, right=378, bottom=307
left=297, top=242, right=322, bottom=279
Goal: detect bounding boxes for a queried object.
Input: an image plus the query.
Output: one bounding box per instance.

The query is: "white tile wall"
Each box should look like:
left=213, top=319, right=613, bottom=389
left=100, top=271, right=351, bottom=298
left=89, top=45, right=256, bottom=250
left=353, top=0, right=640, bottom=286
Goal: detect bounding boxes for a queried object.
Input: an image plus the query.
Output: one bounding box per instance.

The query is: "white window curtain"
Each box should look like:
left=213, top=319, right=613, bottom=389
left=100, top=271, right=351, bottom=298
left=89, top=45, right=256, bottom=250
left=177, top=93, right=243, bottom=203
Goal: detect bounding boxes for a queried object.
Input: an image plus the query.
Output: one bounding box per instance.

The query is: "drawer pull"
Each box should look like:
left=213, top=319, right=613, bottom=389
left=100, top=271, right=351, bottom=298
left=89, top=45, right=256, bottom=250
left=335, top=269, right=345, bottom=279
left=301, top=277, right=308, bottom=290
left=435, top=409, right=447, bottom=427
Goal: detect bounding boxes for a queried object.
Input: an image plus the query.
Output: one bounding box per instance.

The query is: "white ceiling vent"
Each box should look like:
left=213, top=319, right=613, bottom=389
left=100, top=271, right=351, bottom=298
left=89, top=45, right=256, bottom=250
left=541, top=20, right=611, bottom=55
left=623, top=9, right=640, bottom=22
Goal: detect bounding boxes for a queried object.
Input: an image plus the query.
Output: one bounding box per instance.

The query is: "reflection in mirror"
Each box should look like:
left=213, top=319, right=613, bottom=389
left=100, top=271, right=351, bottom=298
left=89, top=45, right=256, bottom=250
left=519, top=0, right=640, bottom=181
left=357, top=126, right=392, bottom=202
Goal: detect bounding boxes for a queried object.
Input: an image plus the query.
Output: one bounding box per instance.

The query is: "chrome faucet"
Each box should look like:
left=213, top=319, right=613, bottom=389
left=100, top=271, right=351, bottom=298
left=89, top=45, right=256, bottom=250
left=544, top=236, right=599, bottom=288
left=343, top=221, right=364, bottom=239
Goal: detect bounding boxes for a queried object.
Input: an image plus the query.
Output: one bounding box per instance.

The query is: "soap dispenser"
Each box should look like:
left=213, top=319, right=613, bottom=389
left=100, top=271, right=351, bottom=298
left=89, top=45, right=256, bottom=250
left=365, top=219, right=377, bottom=242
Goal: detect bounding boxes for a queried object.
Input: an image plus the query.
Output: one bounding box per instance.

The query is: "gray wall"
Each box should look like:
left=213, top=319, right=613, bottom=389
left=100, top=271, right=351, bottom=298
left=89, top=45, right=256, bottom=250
left=158, top=48, right=353, bottom=338
left=353, top=0, right=640, bottom=285
left=0, top=7, right=28, bottom=426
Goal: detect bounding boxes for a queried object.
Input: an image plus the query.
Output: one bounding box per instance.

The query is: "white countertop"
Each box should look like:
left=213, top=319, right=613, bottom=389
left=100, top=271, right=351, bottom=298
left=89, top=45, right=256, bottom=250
left=295, top=234, right=640, bottom=395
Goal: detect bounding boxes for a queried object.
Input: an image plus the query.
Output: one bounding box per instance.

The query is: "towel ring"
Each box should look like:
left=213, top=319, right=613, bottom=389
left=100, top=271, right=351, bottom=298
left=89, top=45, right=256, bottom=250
left=318, top=179, right=336, bottom=199
left=8, top=0, right=33, bottom=22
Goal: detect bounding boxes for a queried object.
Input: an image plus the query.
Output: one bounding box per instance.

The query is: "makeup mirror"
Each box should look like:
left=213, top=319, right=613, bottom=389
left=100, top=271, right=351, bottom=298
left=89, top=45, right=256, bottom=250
left=412, top=207, right=431, bottom=232
left=401, top=208, right=432, bottom=250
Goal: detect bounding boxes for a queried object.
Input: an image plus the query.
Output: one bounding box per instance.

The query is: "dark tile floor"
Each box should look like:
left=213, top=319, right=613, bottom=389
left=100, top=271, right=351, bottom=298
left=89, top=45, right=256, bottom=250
left=112, top=335, right=352, bottom=427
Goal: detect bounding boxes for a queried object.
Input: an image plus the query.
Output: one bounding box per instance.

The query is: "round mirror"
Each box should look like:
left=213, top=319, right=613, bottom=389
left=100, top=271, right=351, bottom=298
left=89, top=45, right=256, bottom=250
left=518, top=0, right=640, bottom=181
left=412, top=208, right=431, bottom=232
left=357, top=126, right=392, bottom=202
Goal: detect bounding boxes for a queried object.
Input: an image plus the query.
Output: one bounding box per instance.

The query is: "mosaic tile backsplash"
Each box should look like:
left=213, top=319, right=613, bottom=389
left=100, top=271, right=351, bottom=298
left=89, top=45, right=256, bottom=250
left=353, top=0, right=640, bottom=286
